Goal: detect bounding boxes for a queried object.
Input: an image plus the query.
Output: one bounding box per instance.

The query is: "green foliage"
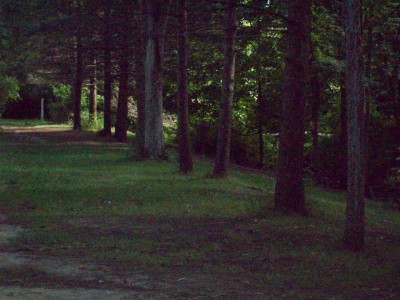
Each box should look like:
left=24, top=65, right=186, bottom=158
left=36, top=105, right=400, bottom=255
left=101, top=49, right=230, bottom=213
left=48, top=84, right=72, bottom=124
left=0, top=62, right=19, bottom=106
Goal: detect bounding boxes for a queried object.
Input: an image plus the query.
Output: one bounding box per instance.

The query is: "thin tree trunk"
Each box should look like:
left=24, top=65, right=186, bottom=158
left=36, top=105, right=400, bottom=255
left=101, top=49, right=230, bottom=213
left=102, top=0, right=112, bottom=136
left=89, top=58, right=97, bottom=127
left=394, top=63, right=400, bottom=127
left=257, top=79, right=265, bottom=168
left=177, top=0, right=193, bottom=173
left=310, top=66, right=321, bottom=166
left=115, top=1, right=132, bottom=142
left=213, top=0, right=237, bottom=177
left=309, top=42, right=321, bottom=163
left=134, top=0, right=146, bottom=156
left=115, top=47, right=130, bottom=142
left=274, top=0, right=311, bottom=214
left=73, top=0, right=82, bottom=131
left=144, top=0, right=171, bottom=159
left=73, top=34, right=83, bottom=131
left=343, top=0, right=366, bottom=251
left=340, top=74, right=347, bottom=145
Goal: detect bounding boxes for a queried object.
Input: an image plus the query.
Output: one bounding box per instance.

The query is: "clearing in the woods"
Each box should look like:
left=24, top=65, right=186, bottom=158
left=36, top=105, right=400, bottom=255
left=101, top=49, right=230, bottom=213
left=0, top=120, right=399, bottom=299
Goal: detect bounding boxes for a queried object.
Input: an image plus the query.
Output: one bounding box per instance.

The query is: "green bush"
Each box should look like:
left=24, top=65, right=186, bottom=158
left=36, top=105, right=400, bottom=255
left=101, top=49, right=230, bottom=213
left=48, top=85, right=72, bottom=124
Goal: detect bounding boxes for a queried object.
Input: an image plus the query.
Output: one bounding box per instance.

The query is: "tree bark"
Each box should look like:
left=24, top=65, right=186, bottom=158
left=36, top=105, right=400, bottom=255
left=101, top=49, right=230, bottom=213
left=343, top=0, right=366, bottom=251
left=177, top=0, right=193, bottom=173
left=102, top=0, right=112, bottom=136
left=144, top=0, right=171, bottom=159
left=73, top=0, right=83, bottom=131
left=89, top=58, right=97, bottom=127
left=134, top=0, right=146, bottom=156
left=310, top=63, right=321, bottom=166
left=115, top=44, right=131, bottom=142
left=274, top=0, right=311, bottom=214
left=257, top=79, right=265, bottom=168
left=213, top=0, right=237, bottom=177
left=115, top=0, right=132, bottom=142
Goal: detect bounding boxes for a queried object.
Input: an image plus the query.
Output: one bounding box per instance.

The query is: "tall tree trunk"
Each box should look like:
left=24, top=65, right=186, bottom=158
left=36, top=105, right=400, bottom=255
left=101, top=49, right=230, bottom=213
left=213, top=0, right=237, bottom=177
left=134, top=0, right=146, bottom=156
left=89, top=58, right=97, bottom=127
left=73, top=1, right=83, bottom=131
left=257, top=79, right=265, bottom=168
left=177, top=0, right=193, bottom=173
left=102, top=0, right=112, bottom=136
left=340, top=74, right=347, bottom=146
left=310, top=65, right=321, bottom=167
left=274, top=0, right=311, bottom=214
left=393, top=63, right=400, bottom=127
left=115, top=46, right=130, bottom=142
left=144, top=0, right=171, bottom=159
left=115, top=1, right=132, bottom=142
left=343, top=0, right=366, bottom=251
left=309, top=41, right=321, bottom=164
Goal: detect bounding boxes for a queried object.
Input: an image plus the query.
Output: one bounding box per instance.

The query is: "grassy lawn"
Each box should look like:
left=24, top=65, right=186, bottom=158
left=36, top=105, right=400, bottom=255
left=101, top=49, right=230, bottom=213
left=0, top=119, right=399, bottom=298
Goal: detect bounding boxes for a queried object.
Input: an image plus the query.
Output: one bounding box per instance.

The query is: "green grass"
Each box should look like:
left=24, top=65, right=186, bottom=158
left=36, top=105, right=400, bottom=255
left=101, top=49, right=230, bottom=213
left=0, top=119, right=399, bottom=298
left=0, top=118, right=51, bottom=127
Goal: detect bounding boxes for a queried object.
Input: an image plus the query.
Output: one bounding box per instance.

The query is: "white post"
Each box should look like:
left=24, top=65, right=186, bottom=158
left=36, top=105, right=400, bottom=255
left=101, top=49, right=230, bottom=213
left=41, top=98, right=44, bottom=121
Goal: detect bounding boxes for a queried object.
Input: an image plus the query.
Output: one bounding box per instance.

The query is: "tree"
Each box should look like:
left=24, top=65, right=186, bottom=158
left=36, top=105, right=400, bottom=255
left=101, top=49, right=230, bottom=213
left=176, top=0, right=193, bottom=173
left=274, top=0, right=311, bottom=214
left=88, top=57, right=98, bottom=127
left=73, top=0, right=83, bottom=131
left=143, top=0, right=171, bottom=159
left=134, top=0, right=146, bottom=156
left=213, top=0, right=237, bottom=177
left=343, top=0, right=366, bottom=251
left=115, top=0, right=133, bottom=142
left=101, top=0, right=113, bottom=136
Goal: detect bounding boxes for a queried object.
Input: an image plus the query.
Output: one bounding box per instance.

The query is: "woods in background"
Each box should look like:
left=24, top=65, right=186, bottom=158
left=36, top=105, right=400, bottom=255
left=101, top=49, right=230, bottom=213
left=0, top=0, right=399, bottom=251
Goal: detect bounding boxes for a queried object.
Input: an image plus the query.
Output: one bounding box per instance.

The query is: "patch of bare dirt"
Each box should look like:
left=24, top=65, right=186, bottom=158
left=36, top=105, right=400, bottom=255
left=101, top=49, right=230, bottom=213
left=0, top=125, right=126, bottom=144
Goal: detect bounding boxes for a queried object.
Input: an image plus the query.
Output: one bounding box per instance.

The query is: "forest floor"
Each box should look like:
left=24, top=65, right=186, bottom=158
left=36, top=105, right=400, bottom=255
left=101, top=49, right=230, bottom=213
left=0, top=120, right=399, bottom=299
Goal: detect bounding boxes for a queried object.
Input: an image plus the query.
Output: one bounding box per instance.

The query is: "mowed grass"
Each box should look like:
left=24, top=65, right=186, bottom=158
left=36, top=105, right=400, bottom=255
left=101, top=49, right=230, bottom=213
left=0, top=119, right=399, bottom=298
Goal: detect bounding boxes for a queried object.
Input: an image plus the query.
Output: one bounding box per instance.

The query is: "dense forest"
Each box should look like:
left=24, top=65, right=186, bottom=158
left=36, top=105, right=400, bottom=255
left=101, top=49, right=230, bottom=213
left=0, top=0, right=399, bottom=252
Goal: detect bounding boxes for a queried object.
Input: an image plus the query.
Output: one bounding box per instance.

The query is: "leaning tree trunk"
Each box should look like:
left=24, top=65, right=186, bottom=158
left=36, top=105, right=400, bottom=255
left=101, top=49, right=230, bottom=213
left=144, top=0, right=171, bottom=159
left=89, top=57, right=98, bottom=128
left=274, top=0, right=311, bottom=214
left=213, top=0, right=237, bottom=177
left=176, top=0, right=193, bottom=173
left=134, top=0, right=146, bottom=156
left=102, top=0, right=112, bottom=136
left=343, top=0, right=366, bottom=251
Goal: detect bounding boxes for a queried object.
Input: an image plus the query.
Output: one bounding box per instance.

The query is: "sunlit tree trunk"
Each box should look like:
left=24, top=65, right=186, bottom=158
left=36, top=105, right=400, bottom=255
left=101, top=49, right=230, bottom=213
left=213, top=0, right=237, bottom=177
left=177, top=0, right=193, bottom=173
left=274, top=0, right=311, bottom=214
left=343, top=0, right=366, bottom=251
left=144, top=0, right=171, bottom=159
